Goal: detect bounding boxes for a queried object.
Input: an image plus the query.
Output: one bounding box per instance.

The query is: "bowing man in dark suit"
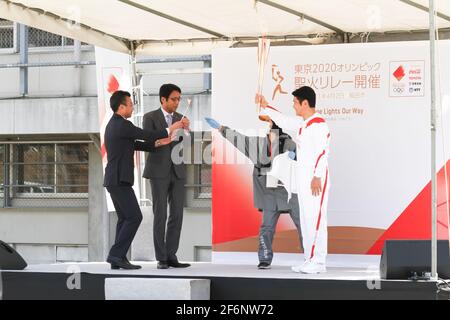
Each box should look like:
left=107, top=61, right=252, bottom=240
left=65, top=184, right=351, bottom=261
left=104, top=90, right=188, bottom=270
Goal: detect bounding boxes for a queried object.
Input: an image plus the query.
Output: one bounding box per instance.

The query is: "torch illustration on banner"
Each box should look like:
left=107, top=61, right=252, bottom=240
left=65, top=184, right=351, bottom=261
left=256, top=37, right=271, bottom=121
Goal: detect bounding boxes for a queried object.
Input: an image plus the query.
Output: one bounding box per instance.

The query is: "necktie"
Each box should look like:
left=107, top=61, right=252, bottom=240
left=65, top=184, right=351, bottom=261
left=166, top=114, right=173, bottom=126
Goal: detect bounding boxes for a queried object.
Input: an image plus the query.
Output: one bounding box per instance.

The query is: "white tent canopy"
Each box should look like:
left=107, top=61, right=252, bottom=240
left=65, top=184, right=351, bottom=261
left=1, top=0, right=450, bottom=55
left=1, top=0, right=448, bottom=279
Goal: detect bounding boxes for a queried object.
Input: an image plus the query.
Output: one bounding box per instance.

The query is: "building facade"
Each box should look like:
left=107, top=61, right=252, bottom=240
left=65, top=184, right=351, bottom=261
left=0, top=19, right=212, bottom=264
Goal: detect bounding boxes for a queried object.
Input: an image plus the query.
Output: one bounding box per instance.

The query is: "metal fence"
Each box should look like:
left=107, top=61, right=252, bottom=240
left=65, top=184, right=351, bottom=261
left=196, top=163, right=212, bottom=199
left=0, top=19, right=14, bottom=49
left=0, top=19, right=79, bottom=50
left=28, top=26, right=74, bottom=48
left=194, top=135, right=212, bottom=200
left=0, top=143, right=89, bottom=208
left=182, top=132, right=212, bottom=209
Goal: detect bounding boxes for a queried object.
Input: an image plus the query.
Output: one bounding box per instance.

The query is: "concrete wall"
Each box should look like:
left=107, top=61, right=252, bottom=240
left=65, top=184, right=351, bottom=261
left=137, top=60, right=206, bottom=94
left=0, top=97, right=99, bottom=135
left=0, top=208, right=88, bottom=244
left=0, top=208, right=88, bottom=264
left=0, top=49, right=206, bottom=98
left=178, top=208, right=212, bottom=262
left=0, top=49, right=97, bottom=97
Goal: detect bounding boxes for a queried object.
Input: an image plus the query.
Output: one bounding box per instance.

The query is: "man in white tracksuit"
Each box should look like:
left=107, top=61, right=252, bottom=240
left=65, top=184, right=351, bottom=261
left=256, top=86, right=331, bottom=274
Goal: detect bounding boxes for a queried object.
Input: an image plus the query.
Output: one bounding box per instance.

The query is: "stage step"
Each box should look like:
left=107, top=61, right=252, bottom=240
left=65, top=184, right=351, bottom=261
left=104, top=278, right=211, bottom=300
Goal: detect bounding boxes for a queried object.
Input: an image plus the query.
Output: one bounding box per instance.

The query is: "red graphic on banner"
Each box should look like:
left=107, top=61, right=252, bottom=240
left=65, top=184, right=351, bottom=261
left=393, top=66, right=405, bottom=81
left=107, top=75, right=120, bottom=94
left=212, top=164, right=262, bottom=244
left=368, top=160, right=450, bottom=254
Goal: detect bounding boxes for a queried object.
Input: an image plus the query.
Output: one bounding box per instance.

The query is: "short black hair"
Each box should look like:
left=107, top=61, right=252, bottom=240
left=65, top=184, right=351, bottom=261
left=110, top=90, right=131, bottom=112
left=292, top=86, right=316, bottom=108
left=159, top=83, right=181, bottom=104
left=271, top=121, right=284, bottom=136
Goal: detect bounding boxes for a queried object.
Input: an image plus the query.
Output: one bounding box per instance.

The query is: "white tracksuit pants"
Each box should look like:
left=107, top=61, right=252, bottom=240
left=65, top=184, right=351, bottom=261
left=297, top=166, right=329, bottom=264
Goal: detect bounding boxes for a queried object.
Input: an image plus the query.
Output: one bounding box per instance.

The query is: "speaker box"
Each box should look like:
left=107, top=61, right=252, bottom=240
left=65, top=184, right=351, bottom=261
left=380, top=240, right=450, bottom=279
left=0, top=240, right=27, bottom=270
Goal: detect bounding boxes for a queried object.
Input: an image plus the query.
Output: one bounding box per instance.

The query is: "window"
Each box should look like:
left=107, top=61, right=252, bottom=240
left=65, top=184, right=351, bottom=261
left=13, top=144, right=56, bottom=194
left=0, top=143, right=89, bottom=208
left=193, top=132, right=211, bottom=200
left=0, top=19, right=14, bottom=49
left=194, top=163, right=211, bottom=199
left=0, top=19, right=78, bottom=51
left=28, top=27, right=79, bottom=49
left=56, top=144, right=89, bottom=193
left=28, top=27, right=64, bottom=48
left=184, top=132, right=212, bottom=208
left=11, top=143, right=89, bottom=196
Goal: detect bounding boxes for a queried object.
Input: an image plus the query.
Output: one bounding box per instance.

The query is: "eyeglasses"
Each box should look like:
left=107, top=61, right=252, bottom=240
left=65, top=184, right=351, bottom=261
left=170, top=97, right=182, bottom=102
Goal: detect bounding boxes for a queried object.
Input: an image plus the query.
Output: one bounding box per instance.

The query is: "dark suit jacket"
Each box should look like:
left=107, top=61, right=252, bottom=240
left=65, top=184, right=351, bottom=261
left=103, top=113, right=168, bottom=187
left=142, top=108, right=186, bottom=180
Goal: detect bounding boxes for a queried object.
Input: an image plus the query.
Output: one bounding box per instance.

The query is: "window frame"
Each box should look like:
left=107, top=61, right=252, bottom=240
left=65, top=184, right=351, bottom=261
left=0, top=21, right=93, bottom=55
left=183, top=132, right=212, bottom=209
left=27, top=26, right=92, bottom=53
left=0, top=21, right=18, bottom=54
left=0, top=142, right=90, bottom=207
left=193, top=163, right=212, bottom=200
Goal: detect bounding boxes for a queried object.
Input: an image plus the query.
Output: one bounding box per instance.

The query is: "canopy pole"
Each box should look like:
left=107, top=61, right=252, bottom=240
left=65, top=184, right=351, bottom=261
left=130, top=41, right=146, bottom=206
left=19, top=24, right=28, bottom=96
left=429, top=0, right=438, bottom=281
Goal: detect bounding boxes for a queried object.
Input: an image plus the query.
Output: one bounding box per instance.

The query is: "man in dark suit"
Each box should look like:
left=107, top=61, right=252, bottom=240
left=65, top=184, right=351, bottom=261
left=142, top=84, right=191, bottom=269
left=104, top=90, right=187, bottom=270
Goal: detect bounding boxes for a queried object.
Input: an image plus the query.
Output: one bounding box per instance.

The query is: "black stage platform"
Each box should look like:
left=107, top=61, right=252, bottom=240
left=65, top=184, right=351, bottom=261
left=1, top=262, right=448, bottom=300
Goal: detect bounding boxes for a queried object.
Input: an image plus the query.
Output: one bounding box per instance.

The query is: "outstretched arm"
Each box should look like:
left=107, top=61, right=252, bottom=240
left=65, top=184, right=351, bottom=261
left=205, top=117, right=260, bottom=164
left=262, top=108, right=302, bottom=138
left=219, top=126, right=260, bottom=164
left=255, top=93, right=303, bottom=139
left=120, top=120, right=168, bottom=145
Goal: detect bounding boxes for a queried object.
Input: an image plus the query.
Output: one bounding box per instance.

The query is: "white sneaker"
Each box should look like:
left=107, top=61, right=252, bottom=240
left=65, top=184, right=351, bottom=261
left=291, top=260, right=309, bottom=273
left=299, top=262, right=326, bottom=274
